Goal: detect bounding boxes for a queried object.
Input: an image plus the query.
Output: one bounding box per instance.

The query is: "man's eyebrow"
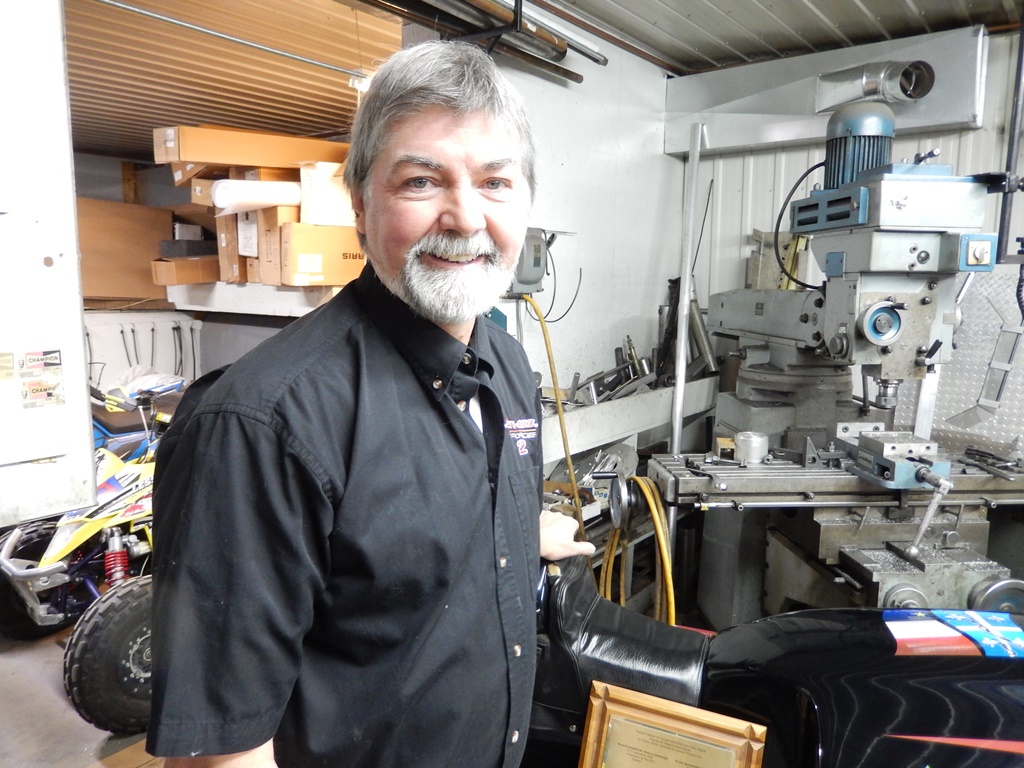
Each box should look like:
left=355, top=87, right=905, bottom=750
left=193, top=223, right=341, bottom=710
left=392, top=154, right=443, bottom=171
left=482, top=158, right=518, bottom=172
left=389, top=155, right=520, bottom=173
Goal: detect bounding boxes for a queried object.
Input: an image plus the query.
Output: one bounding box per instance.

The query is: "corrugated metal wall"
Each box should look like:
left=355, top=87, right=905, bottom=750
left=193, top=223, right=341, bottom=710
left=686, top=31, right=1022, bottom=306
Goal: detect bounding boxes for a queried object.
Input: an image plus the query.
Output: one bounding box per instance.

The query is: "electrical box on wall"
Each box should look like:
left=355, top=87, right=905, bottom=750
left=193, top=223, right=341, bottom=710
left=512, top=227, right=548, bottom=294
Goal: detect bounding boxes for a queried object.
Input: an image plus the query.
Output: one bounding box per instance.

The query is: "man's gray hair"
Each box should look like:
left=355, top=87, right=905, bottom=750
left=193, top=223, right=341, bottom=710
left=343, top=40, right=536, bottom=201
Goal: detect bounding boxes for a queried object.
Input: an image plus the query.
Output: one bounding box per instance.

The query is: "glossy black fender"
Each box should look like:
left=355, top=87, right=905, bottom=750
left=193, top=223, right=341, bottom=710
left=528, top=556, right=1024, bottom=768
left=703, top=608, right=1024, bottom=768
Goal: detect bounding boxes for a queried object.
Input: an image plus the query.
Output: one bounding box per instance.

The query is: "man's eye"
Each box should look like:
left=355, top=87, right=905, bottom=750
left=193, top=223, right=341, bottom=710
left=407, top=177, right=433, bottom=189
left=483, top=179, right=510, bottom=191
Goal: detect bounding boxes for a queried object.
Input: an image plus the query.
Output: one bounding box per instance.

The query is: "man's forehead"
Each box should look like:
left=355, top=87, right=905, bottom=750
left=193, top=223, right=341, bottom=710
left=378, top=109, right=522, bottom=162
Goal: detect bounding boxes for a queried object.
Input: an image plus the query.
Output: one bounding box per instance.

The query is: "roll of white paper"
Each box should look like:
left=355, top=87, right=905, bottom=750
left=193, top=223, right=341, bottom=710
left=211, top=179, right=302, bottom=215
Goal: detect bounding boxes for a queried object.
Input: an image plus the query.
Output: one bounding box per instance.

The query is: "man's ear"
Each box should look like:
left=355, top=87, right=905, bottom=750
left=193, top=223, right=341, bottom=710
left=351, top=191, right=366, bottom=236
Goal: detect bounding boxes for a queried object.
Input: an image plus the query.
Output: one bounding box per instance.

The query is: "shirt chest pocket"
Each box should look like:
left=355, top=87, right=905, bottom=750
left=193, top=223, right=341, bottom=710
left=501, top=466, right=541, bottom=570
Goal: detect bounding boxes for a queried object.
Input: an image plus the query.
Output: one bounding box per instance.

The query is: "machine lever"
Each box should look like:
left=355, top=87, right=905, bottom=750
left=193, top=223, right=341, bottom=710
left=905, top=467, right=953, bottom=559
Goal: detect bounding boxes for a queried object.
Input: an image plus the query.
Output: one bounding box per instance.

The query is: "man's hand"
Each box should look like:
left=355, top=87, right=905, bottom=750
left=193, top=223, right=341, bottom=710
left=539, top=508, right=596, bottom=561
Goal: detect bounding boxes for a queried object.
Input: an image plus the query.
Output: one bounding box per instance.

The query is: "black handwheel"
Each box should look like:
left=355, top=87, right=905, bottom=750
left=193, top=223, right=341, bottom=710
left=0, top=519, right=74, bottom=640
left=63, top=574, right=152, bottom=734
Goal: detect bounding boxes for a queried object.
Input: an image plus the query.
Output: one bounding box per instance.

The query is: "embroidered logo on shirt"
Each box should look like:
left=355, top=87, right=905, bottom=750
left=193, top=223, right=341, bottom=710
left=505, top=417, right=538, bottom=456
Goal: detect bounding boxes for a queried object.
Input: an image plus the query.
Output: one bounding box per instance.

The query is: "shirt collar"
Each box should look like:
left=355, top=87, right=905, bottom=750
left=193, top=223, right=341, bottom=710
left=351, top=265, right=497, bottom=401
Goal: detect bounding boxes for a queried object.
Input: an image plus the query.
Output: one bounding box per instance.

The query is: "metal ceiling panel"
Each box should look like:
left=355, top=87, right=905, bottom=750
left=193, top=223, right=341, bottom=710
left=64, top=0, right=402, bottom=161
left=539, top=0, right=1020, bottom=73
left=59, top=0, right=1020, bottom=162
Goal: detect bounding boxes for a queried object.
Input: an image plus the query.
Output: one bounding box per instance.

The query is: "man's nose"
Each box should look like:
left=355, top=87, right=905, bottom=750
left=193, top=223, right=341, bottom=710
left=439, top=183, right=486, bottom=235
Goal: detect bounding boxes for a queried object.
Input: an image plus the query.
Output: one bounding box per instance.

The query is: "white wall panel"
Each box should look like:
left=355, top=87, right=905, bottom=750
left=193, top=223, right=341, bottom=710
left=499, top=22, right=685, bottom=386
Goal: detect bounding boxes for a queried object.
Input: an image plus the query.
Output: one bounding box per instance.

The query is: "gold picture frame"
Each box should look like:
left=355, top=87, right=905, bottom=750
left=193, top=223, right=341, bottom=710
left=577, top=682, right=767, bottom=768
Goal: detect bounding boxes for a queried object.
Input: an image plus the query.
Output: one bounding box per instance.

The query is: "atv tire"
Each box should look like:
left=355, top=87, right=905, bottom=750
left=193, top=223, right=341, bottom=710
left=64, top=575, right=152, bottom=734
left=0, top=519, right=75, bottom=640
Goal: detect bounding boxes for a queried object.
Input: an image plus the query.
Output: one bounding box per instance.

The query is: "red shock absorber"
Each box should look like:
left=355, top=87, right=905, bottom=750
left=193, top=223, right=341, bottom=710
left=105, top=529, right=129, bottom=585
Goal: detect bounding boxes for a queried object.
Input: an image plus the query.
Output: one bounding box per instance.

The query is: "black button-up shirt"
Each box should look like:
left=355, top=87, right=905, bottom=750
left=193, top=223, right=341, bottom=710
left=147, top=266, right=543, bottom=767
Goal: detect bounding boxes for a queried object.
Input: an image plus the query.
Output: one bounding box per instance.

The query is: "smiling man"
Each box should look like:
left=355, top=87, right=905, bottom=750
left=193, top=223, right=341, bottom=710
left=146, top=41, right=593, bottom=768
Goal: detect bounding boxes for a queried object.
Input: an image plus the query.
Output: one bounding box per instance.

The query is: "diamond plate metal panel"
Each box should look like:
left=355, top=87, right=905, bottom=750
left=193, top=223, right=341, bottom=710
left=898, top=267, right=1024, bottom=454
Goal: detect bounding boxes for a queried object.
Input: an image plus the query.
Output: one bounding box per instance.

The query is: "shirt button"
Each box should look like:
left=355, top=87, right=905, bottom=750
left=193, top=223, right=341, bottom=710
left=462, top=352, right=472, bottom=366
left=513, top=643, right=522, bottom=657
left=457, top=400, right=467, bottom=411
left=511, top=730, right=519, bottom=744
left=432, top=378, right=443, bottom=390
left=499, top=556, right=508, bottom=568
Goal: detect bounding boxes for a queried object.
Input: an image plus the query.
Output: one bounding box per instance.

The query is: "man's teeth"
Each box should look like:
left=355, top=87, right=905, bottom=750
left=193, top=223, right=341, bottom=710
left=428, top=252, right=479, bottom=264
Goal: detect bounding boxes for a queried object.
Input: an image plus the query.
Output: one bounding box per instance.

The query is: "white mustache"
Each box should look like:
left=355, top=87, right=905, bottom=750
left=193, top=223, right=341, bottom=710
left=409, top=232, right=500, bottom=264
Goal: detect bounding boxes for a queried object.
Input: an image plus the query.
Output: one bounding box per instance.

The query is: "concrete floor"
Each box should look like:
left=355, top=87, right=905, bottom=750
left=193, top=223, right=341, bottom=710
left=0, top=629, right=156, bottom=768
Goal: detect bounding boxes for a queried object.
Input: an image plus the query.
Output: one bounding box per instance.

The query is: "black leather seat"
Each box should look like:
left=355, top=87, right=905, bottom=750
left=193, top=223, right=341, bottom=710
left=529, top=554, right=712, bottom=747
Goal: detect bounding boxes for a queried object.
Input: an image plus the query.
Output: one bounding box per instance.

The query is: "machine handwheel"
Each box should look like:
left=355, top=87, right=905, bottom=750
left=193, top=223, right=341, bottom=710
left=969, top=577, right=1024, bottom=614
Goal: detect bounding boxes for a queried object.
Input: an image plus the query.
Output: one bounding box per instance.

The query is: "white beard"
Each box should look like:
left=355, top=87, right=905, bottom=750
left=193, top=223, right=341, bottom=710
left=380, top=232, right=516, bottom=326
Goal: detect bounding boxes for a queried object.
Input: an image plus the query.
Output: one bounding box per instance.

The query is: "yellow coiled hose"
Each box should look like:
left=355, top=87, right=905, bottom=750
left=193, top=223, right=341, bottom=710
left=599, top=475, right=676, bottom=626
left=519, top=295, right=674, bottom=624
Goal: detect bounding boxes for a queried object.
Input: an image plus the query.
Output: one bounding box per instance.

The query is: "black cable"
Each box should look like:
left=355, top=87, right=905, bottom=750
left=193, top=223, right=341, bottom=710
left=1017, top=264, right=1024, bottom=325
left=172, top=323, right=183, bottom=377
left=692, top=178, right=714, bottom=275
left=120, top=326, right=133, bottom=366
left=190, top=324, right=199, bottom=379
left=131, top=326, right=140, bottom=366
left=85, top=329, right=94, bottom=384
left=150, top=324, right=156, bottom=368
left=545, top=269, right=582, bottom=323
left=773, top=161, right=825, bottom=291
left=88, top=362, right=107, bottom=390
left=522, top=239, right=582, bottom=324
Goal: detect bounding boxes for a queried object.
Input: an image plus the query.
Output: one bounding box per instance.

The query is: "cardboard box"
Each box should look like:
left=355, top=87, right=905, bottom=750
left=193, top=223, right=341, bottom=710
left=77, top=197, right=172, bottom=300
left=257, top=206, right=301, bottom=286
left=151, top=255, right=220, bottom=285
left=237, top=210, right=259, bottom=258
left=245, top=256, right=262, bottom=284
left=170, top=161, right=229, bottom=187
left=228, top=166, right=302, bottom=182
left=215, top=213, right=243, bottom=283
left=155, top=126, right=349, bottom=169
left=171, top=206, right=216, bottom=237
left=280, top=223, right=365, bottom=286
left=190, top=178, right=215, bottom=207
left=299, top=162, right=356, bottom=226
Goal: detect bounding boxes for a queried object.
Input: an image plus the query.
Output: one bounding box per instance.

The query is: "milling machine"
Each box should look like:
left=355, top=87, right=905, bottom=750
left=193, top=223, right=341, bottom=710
left=647, top=102, right=1024, bottom=630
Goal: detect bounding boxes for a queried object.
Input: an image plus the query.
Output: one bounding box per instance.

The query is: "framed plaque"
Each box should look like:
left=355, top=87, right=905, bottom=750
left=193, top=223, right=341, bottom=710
left=578, top=682, right=767, bottom=768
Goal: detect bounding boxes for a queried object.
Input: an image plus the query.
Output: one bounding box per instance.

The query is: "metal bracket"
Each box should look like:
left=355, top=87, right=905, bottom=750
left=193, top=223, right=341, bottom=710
left=453, top=0, right=523, bottom=53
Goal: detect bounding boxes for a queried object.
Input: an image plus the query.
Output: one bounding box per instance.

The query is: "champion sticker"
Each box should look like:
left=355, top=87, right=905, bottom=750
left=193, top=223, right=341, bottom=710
left=21, top=378, right=64, bottom=408
left=884, top=609, right=1024, bottom=658
left=19, top=350, right=62, bottom=376
left=505, top=417, right=538, bottom=456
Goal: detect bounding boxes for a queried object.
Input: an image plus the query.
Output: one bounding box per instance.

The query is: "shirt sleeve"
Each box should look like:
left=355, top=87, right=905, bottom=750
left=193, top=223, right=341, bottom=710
left=146, top=407, right=335, bottom=757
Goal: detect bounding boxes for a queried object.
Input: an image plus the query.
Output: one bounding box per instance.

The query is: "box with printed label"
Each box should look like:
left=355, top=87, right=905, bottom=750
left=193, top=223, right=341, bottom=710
left=280, top=223, right=365, bottom=287
left=215, top=213, right=243, bottom=283
left=257, top=206, right=301, bottom=287
left=237, top=210, right=259, bottom=259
